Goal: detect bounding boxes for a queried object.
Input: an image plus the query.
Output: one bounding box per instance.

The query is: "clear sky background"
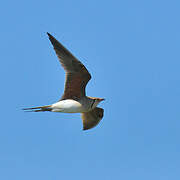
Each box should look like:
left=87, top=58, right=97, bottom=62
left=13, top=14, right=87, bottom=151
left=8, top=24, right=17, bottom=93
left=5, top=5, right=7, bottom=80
left=0, top=0, right=180, bottom=179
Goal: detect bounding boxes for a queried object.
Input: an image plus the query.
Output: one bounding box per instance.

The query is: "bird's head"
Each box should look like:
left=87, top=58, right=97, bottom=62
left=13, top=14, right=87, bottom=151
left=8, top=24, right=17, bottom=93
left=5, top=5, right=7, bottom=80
left=92, top=98, right=105, bottom=108
left=95, top=98, right=105, bottom=103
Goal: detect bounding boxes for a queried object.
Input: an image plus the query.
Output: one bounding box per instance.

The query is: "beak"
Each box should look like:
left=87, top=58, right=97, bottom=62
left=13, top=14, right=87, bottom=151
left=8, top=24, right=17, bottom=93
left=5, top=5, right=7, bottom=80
left=100, top=98, right=105, bottom=101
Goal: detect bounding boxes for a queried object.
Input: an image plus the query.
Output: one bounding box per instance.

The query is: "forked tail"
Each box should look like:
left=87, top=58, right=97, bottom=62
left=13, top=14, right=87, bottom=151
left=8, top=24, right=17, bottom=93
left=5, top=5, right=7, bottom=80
left=23, top=105, right=52, bottom=112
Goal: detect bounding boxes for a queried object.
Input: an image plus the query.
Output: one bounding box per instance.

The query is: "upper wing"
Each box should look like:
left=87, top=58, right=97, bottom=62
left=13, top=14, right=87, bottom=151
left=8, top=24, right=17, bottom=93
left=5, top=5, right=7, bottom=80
left=81, top=107, right=104, bottom=130
left=47, top=33, right=91, bottom=100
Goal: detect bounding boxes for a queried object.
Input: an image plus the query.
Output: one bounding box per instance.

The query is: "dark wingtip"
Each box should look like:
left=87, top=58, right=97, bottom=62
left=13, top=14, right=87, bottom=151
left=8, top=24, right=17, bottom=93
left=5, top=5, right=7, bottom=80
left=47, top=32, right=52, bottom=37
left=47, top=32, right=55, bottom=43
left=83, top=127, right=90, bottom=131
left=47, top=32, right=50, bottom=37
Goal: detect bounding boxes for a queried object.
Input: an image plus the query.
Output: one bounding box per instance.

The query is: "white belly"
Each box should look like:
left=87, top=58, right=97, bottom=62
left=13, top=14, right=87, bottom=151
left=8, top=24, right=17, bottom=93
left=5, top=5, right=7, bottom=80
left=51, top=99, right=85, bottom=113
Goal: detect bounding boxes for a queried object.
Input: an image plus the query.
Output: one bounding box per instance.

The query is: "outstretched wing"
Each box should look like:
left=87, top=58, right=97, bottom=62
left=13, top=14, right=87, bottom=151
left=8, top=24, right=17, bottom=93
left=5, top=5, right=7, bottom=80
left=81, top=107, right=104, bottom=130
left=47, top=33, right=91, bottom=100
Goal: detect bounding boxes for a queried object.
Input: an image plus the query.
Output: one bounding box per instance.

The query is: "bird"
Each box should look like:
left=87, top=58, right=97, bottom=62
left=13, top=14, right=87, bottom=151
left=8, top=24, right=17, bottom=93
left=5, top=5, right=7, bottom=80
left=23, top=33, right=105, bottom=130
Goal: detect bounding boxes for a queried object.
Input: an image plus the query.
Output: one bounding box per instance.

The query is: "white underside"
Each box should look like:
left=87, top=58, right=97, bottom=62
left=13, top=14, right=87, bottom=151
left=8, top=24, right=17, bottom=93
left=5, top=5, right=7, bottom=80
left=51, top=99, right=87, bottom=113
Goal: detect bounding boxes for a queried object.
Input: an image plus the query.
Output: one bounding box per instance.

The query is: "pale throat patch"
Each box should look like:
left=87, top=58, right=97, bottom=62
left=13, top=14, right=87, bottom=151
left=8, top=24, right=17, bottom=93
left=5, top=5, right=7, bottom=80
left=91, top=100, right=100, bottom=109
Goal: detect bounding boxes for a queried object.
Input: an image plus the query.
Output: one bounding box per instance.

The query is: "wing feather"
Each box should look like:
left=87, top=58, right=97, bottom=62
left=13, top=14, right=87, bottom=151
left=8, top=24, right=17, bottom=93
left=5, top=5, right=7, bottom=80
left=47, top=33, right=91, bottom=100
left=81, top=107, right=104, bottom=130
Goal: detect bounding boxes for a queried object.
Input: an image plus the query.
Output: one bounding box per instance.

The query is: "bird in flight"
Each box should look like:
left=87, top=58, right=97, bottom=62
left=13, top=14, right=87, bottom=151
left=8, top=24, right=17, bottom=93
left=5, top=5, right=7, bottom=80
left=23, top=33, right=105, bottom=130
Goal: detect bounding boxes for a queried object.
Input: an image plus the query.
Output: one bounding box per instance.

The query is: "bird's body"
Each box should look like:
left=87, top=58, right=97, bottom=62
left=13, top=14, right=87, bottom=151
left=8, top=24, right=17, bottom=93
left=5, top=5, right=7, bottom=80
left=23, top=33, right=105, bottom=130
left=51, top=97, right=94, bottom=113
left=52, top=99, right=87, bottom=113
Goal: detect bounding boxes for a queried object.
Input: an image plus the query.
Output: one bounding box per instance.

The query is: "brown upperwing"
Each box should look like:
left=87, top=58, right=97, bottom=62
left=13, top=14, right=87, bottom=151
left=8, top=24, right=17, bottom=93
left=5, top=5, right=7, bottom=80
left=81, top=107, right=104, bottom=130
left=47, top=33, right=91, bottom=100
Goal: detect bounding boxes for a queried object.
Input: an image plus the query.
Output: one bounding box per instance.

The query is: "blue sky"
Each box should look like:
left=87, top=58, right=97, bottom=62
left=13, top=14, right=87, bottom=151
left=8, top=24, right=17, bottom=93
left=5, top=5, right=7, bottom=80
left=0, top=0, right=180, bottom=179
